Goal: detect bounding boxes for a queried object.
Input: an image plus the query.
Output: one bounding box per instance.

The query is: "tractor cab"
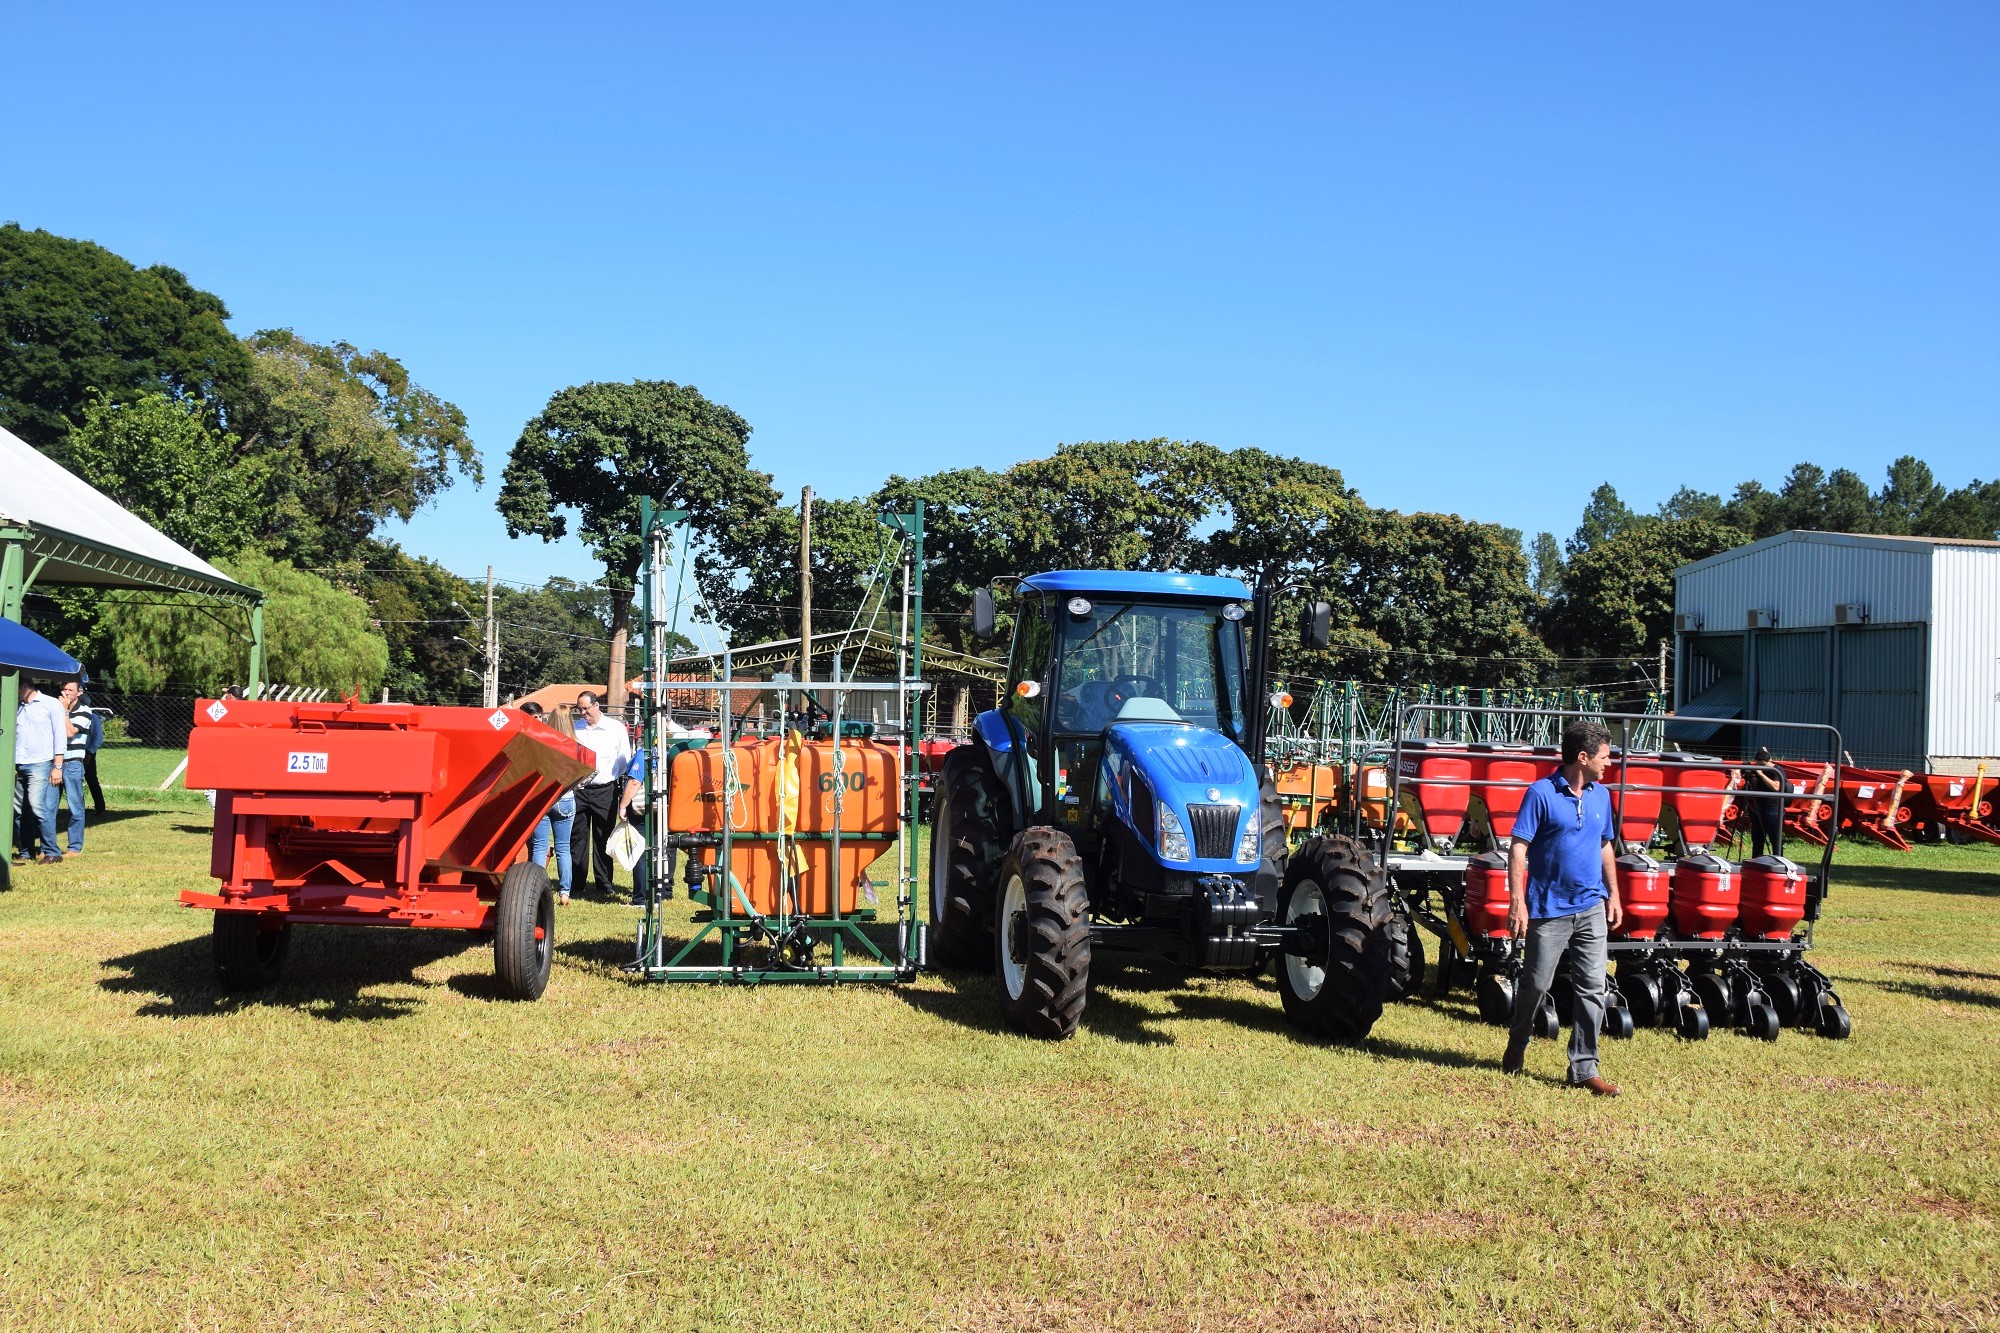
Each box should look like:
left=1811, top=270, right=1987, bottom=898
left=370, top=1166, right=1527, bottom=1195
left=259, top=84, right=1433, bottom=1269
left=982, top=573, right=1257, bottom=868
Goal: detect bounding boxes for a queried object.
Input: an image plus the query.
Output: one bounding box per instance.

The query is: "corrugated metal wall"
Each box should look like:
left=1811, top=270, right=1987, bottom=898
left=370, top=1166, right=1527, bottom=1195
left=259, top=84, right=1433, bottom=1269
left=1836, top=625, right=1927, bottom=769
left=1675, top=534, right=1932, bottom=630
left=1929, top=547, right=2000, bottom=759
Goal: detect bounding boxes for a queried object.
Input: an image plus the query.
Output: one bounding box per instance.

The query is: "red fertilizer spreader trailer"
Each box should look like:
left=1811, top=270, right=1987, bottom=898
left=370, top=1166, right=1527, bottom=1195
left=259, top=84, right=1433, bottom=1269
left=182, top=697, right=594, bottom=1000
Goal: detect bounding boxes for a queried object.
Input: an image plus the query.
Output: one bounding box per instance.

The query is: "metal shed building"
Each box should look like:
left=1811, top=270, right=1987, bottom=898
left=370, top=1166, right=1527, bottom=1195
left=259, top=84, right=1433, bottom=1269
left=1672, top=530, right=2000, bottom=774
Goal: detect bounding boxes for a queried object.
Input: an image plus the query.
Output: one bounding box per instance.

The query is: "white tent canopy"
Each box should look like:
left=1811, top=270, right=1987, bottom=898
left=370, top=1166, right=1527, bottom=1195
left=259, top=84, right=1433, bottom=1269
left=0, top=424, right=258, bottom=601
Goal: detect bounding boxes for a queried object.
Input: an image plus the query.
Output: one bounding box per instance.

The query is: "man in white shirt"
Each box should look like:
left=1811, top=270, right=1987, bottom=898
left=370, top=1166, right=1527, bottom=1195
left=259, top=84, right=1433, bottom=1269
left=569, top=690, right=632, bottom=898
left=13, top=680, right=68, bottom=864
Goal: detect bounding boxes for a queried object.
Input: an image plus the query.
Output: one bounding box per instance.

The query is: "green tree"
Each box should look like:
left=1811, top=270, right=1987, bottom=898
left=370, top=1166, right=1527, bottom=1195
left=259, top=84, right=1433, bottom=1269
left=1721, top=479, right=1784, bottom=538
left=331, top=542, right=480, bottom=704
left=104, top=550, right=387, bottom=694
left=1528, top=531, right=1564, bottom=600
left=498, top=380, right=780, bottom=692
left=1567, top=482, right=1635, bottom=558
left=1658, top=486, right=1725, bottom=524
left=0, top=224, right=253, bottom=448
left=234, top=330, right=480, bottom=566
left=64, top=392, right=266, bottom=558
left=1543, top=518, right=1744, bottom=664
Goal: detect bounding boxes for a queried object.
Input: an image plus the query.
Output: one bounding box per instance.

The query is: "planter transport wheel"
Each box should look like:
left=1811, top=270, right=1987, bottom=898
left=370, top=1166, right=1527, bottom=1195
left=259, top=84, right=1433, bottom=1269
left=1475, top=971, right=1515, bottom=1026
left=1620, top=971, right=1661, bottom=1027
left=994, top=827, right=1092, bottom=1040
left=1677, top=1001, right=1711, bottom=1041
left=1274, top=835, right=1393, bottom=1043
left=1762, top=971, right=1804, bottom=1026
left=1816, top=1002, right=1853, bottom=1040
left=1691, top=971, right=1735, bottom=1028
left=213, top=913, right=291, bottom=991
left=1604, top=1002, right=1636, bottom=1041
left=1533, top=993, right=1561, bottom=1040
left=494, top=862, right=555, bottom=1001
left=1745, top=1000, right=1781, bottom=1042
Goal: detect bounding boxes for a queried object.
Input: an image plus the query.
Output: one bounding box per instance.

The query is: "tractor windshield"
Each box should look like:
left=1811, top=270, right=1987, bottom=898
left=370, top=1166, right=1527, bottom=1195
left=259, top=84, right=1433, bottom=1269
left=1051, top=599, right=1251, bottom=744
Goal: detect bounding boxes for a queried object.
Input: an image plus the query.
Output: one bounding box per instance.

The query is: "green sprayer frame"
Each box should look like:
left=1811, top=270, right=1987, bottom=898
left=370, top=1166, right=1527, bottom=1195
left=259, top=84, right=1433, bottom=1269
left=627, top=500, right=928, bottom=984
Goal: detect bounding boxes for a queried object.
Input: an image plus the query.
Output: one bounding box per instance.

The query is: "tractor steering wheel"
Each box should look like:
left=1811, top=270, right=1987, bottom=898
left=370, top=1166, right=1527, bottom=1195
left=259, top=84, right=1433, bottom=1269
left=1107, top=674, right=1162, bottom=711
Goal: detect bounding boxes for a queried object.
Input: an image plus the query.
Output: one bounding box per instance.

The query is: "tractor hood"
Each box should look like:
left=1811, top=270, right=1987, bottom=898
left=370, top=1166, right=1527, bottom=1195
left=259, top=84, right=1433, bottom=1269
left=1105, top=722, right=1260, bottom=868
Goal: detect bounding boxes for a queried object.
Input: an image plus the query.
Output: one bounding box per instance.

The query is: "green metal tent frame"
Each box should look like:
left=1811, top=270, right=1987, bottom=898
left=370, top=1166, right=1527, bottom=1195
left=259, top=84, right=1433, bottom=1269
left=2, top=520, right=263, bottom=859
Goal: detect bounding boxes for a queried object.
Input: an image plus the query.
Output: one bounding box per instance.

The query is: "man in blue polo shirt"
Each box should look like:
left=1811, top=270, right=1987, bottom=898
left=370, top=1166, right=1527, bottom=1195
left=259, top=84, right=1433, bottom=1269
left=1503, top=719, right=1625, bottom=1095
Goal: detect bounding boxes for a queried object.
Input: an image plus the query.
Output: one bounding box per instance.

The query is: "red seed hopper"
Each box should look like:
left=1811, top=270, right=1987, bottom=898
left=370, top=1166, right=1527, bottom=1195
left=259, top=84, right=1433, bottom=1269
left=181, top=697, right=595, bottom=999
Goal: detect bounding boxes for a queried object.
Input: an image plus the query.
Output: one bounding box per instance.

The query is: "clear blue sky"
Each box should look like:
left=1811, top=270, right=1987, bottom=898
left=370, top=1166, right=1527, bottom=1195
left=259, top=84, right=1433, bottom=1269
left=10, top=3, right=1996, bottom=589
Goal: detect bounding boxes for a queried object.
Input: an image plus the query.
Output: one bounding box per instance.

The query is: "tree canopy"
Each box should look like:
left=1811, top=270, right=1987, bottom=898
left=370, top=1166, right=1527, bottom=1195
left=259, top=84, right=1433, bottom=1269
left=0, top=224, right=252, bottom=448
left=64, top=392, right=265, bottom=559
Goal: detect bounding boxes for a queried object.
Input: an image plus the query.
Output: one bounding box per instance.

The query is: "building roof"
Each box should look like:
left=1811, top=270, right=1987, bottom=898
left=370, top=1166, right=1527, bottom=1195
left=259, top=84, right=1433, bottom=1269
left=1675, top=528, right=2000, bottom=580
left=1018, top=570, right=1252, bottom=600
left=0, top=425, right=259, bottom=603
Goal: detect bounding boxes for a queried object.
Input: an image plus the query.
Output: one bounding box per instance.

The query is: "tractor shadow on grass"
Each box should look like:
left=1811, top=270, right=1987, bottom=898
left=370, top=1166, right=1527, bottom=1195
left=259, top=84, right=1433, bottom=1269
left=101, top=925, right=480, bottom=1022
left=906, top=958, right=1491, bottom=1066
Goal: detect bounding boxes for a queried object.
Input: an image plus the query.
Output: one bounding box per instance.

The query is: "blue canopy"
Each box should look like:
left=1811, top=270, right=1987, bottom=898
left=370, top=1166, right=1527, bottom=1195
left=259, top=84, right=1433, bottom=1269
left=0, top=617, right=81, bottom=675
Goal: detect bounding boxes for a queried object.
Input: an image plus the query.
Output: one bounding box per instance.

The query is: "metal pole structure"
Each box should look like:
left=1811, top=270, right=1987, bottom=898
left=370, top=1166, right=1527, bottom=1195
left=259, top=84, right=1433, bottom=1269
left=798, top=486, right=813, bottom=686
left=1658, top=639, right=1669, bottom=697
left=0, top=532, right=26, bottom=887
left=483, top=565, right=499, bottom=709
left=246, top=600, right=265, bottom=699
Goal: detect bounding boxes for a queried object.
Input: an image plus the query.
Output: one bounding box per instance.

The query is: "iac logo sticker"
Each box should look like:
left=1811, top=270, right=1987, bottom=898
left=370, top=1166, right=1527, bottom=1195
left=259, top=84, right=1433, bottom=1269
left=206, top=701, right=229, bottom=721
left=489, top=709, right=510, bottom=730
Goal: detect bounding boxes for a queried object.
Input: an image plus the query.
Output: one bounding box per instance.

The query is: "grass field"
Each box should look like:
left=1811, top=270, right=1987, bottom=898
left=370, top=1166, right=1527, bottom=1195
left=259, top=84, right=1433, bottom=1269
left=2, top=794, right=1995, bottom=1329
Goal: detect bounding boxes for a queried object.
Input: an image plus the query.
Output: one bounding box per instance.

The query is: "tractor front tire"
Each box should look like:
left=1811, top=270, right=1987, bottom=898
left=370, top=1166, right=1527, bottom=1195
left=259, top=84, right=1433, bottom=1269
left=929, top=747, right=1011, bottom=971
left=1252, top=769, right=1289, bottom=915
left=494, top=862, right=555, bottom=1001
left=213, top=913, right=290, bottom=991
left=1274, top=835, right=1393, bottom=1043
left=994, top=828, right=1091, bottom=1040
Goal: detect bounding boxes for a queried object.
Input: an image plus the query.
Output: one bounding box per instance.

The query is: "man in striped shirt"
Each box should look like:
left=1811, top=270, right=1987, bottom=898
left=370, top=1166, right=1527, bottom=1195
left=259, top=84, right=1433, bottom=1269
left=58, top=680, right=96, bottom=855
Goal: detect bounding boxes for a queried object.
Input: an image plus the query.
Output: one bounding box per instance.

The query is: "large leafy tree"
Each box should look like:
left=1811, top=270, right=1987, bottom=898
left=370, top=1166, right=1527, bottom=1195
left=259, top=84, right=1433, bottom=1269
left=65, top=392, right=265, bottom=558
left=234, top=330, right=480, bottom=566
left=104, top=550, right=387, bottom=695
left=0, top=224, right=253, bottom=448
left=497, top=380, right=779, bottom=693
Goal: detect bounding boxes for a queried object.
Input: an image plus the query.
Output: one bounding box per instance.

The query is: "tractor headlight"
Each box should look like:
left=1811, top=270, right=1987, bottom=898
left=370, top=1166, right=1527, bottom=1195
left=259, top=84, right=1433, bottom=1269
left=1236, top=825, right=1260, bottom=864
left=1157, top=804, right=1191, bottom=862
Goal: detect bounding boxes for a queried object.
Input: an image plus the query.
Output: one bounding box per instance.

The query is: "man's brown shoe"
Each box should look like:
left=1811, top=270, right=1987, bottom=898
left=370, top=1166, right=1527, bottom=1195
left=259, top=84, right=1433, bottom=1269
left=1576, top=1076, right=1620, bottom=1097
left=1501, top=1038, right=1527, bottom=1075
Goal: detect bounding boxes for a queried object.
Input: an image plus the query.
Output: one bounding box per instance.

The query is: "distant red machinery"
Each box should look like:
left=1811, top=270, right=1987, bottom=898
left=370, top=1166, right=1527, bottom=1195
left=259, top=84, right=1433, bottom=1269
left=182, top=697, right=593, bottom=999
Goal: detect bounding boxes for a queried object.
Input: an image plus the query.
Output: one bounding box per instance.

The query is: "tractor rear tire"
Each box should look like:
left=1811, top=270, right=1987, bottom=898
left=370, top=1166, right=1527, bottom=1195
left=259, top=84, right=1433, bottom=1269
left=929, top=747, right=1011, bottom=971
left=213, top=913, right=290, bottom=991
left=494, top=862, right=555, bottom=1001
left=995, top=827, right=1091, bottom=1040
left=1385, top=898, right=1424, bottom=1003
left=1274, top=835, right=1393, bottom=1043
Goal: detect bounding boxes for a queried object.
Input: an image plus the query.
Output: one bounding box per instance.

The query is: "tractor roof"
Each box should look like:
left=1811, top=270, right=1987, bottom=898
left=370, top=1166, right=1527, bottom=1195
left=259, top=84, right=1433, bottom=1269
left=1018, top=570, right=1252, bottom=600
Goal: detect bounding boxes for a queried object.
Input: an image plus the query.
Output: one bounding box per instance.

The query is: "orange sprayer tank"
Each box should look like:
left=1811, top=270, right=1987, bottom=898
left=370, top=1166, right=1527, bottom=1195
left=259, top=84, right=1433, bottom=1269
left=666, top=734, right=901, bottom=916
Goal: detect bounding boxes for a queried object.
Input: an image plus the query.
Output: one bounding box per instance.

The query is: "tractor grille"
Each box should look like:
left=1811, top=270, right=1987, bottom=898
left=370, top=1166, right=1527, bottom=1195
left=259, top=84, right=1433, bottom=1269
left=1186, top=804, right=1240, bottom=861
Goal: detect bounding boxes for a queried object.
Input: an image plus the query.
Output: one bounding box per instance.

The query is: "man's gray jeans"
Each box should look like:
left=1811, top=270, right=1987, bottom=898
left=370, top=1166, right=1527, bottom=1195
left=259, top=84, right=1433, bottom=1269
left=1510, top=902, right=1608, bottom=1083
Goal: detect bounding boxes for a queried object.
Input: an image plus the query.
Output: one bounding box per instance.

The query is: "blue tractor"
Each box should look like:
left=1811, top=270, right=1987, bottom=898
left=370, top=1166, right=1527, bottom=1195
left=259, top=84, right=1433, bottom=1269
left=928, top=571, right=1394, bottom=1040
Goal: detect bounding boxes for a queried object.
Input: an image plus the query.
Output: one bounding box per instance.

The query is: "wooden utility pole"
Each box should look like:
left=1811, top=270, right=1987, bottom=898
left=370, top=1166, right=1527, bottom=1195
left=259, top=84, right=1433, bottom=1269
left=798, top=485, right=813, bottom=683
left=483, top=565, right=500, bottom=709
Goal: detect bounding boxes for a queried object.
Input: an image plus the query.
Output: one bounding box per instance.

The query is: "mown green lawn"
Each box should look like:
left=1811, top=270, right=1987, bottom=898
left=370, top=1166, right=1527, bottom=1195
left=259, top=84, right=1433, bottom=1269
left=1, top=795, right=1994, bottom=1329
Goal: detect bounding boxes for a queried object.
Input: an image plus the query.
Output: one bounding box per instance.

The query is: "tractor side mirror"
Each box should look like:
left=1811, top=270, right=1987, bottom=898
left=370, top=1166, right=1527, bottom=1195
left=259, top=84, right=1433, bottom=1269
left=971, top=587, right=997, bottom=642
left=1303, top=601, right=1332, bottom=650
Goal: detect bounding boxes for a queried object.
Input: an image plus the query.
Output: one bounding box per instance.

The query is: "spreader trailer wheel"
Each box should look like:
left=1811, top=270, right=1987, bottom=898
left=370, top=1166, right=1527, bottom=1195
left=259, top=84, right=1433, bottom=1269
left=1274, top=835, right=1393, bottom=1043
left=213, top=912, right=291, bottom=991
left=494, top=862, right=555, bottom=1001
left=994, top=827, right=1091, bottom=1040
